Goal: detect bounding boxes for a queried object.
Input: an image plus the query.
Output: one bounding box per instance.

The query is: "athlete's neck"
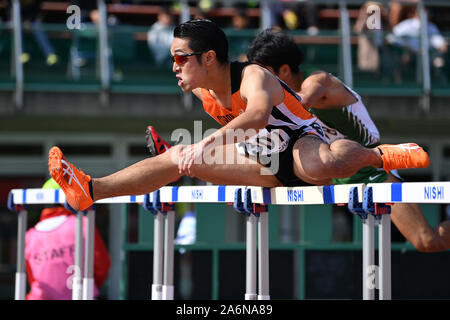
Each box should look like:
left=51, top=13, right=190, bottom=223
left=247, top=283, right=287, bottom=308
left=205, top=62, right=231, bottom=97
left=290, top=72, right=303, bottom=92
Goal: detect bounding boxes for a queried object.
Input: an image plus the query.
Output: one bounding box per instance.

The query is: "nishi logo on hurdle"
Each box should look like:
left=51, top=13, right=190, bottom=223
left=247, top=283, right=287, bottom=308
left=7, top=181, right=450, bottom=300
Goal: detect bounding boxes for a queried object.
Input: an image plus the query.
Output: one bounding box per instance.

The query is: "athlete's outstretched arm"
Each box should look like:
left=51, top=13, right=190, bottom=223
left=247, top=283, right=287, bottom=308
left=298, top=71, right=359, bottom=110
left=297, top=71, right=329, bottom=109
left=179, top=65, right=283, bottom=176
left=191, top=67, right=278, bottom=142
left=212, top=64, right=282, bottom=140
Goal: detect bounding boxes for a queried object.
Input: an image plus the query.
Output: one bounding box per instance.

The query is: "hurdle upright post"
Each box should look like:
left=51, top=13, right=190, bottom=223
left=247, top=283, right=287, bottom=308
left=15, top=209, right=27, bottom=300
left=378, top=213, right=391, bottom=300
left=258, top=209, right=270, bottom=300
left=362, top=214, right=375, bottom=300
left=152, top=212, right=164, bottom=300
left=73, top=211, right=84, bottom=300
left=233, top=188, right=258, bottom=300
left=363, top=185, right=392, bottom=300
left=82, top=208, right=95, bottom=300
left=142, top=191, right=165, bottom=300
left=7, top=192, right=27, bottom=300
left=162, top=206, right=175, bottom=300
left=243, top=188, right=271, bottom=300
left=349, top=186, right=376, bottom=300
left=148, top=189, right=175, bottom=300
left=362, top=185, right=375, bottom=301
left=245, top=213, right=258, bottom=300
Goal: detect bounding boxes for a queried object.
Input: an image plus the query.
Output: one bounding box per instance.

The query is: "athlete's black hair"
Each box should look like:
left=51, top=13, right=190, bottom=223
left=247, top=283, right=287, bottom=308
left=247, top=29, right=303, bottom=74
left=174, top=19, right=229, bottom=64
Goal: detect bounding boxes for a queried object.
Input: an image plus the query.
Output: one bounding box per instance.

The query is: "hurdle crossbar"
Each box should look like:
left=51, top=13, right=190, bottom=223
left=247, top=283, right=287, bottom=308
left=9, top=183, right=366, bottom=206
left=9, top=181, right=450, bottom=300
left=368, top=182, right=450, bottom=204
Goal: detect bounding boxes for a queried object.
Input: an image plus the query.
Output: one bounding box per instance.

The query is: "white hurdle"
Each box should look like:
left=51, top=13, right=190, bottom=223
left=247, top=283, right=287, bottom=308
left=142, top=190, right=175, bottom=300
left=244, top=184, right=365, bottom=300
left=8, top=181, right=450, bottom=300
left=233, top=187, right=270, bottom=300
left=82, top=209, right=96, bottom=300
left=7, top=189, right=145, bottom=300
left=73, top=211, right=83, bottom=300
left=365, top=181, right=450, bottom=300
left=348, top=185, right=391, bottom=300
left=144, top=186, right=247, bottom=300
left=15, top=208, right=27, bottom=300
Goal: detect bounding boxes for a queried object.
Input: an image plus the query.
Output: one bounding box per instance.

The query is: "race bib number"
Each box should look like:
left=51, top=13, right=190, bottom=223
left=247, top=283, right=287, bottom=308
left=315, top=119, right=344, bottom=144
left=238, top=128, right=290, bottom=156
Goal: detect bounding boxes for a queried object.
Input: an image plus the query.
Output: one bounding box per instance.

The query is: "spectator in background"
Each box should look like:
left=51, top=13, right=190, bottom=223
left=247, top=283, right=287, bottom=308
left=68, top=0, right=120, bottom=80
left=295, top=0, right=320, bottom=35
left=69, top=0, right=119, bottom=26
left=0, top=1, right=5, bottom=53
left=175, top=210, right=196, bottom=245
left=269, top=0, right=319, bottom=34
left=175, top=208, right=196, bottom=299
left=390, top=5, right=447, bottom=54
left=268, top=1, right=297, bottom=30
left=147, top=6, right=175, bottom=66
left=192, top=7, right=207, bottom=20
left=25, top=178, right=110, bottom=300
left=354, top=2, right=392, bottom=76
left=387, top=3, right=448, bottom=83
left=6, top=0, right=59, bottom=66
left=232, top=7, right=248, bottom=30
left=389, top=0, right=418, bottom=28
left=70, top=0, right=98, bottom=24
left=228, top=6, right=250, bottom=62
left=198, top=0, right=213, bottom=13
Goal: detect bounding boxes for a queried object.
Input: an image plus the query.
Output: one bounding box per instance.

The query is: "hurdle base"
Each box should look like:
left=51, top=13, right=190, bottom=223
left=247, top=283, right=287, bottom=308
left=162, top=285, right=174, bottom=300
left=152, top=284, right=163, bottom=300
left=14, top=272, right=26, bottom=300
left=258, top=295, right=270, bottom=300
left=245, top=293, right=258, bottom=300
left=82, top=278, right=95, bottom=300
left=72, top=278, right=83, bottom=300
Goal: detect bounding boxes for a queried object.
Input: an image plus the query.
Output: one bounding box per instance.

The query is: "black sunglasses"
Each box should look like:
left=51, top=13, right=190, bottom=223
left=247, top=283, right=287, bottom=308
left=171, top=52, right=204, bottom=65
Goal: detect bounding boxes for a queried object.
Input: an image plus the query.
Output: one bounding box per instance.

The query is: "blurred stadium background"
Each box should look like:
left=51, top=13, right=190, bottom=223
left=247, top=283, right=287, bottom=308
left=0, top=0, right=450, bottom=300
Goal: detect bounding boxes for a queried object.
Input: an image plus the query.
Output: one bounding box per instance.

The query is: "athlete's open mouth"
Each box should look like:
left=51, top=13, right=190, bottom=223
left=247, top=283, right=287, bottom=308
left=176, top=75, right=183, bottom=87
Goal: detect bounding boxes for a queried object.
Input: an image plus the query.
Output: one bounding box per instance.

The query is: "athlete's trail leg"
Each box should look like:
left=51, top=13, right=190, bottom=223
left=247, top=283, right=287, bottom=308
left=92, top=143, right=281, bottom=201
left=292, top=136, right=381, bottom=184
left=386, top=174, right=450, bottom=252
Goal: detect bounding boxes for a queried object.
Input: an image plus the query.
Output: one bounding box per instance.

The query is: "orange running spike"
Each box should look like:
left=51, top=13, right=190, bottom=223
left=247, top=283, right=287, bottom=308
left=377, top=143, right=430, bottom=172
left=48, top=146, right=93, bottom=211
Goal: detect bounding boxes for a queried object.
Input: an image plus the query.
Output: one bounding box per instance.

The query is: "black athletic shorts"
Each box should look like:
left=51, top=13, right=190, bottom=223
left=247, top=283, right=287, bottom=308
left=261, top=132, right=317, bottom=187
left=236, top=128, right=325, bottom=187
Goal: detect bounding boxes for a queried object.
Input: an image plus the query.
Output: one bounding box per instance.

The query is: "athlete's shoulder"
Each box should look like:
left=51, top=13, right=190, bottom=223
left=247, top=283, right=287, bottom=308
left=303, top=70, right=332, bottom=85
left=240, top=62, right=270, bottom=77
left=240, top=63, right=279, bottom=88
left=309, top=70, right=329, bottom=77
left=307, top=71, right=352, bottom=89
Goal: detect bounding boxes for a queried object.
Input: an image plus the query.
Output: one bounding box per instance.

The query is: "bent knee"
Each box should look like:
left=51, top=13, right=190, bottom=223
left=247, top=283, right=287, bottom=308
left=293, top=163, right=333, bottom=185
left=293, top=138, right=352, bottom=181
left=303, top=166, right=331, bottom=181
left=298, top=158, right=338, bottom=181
